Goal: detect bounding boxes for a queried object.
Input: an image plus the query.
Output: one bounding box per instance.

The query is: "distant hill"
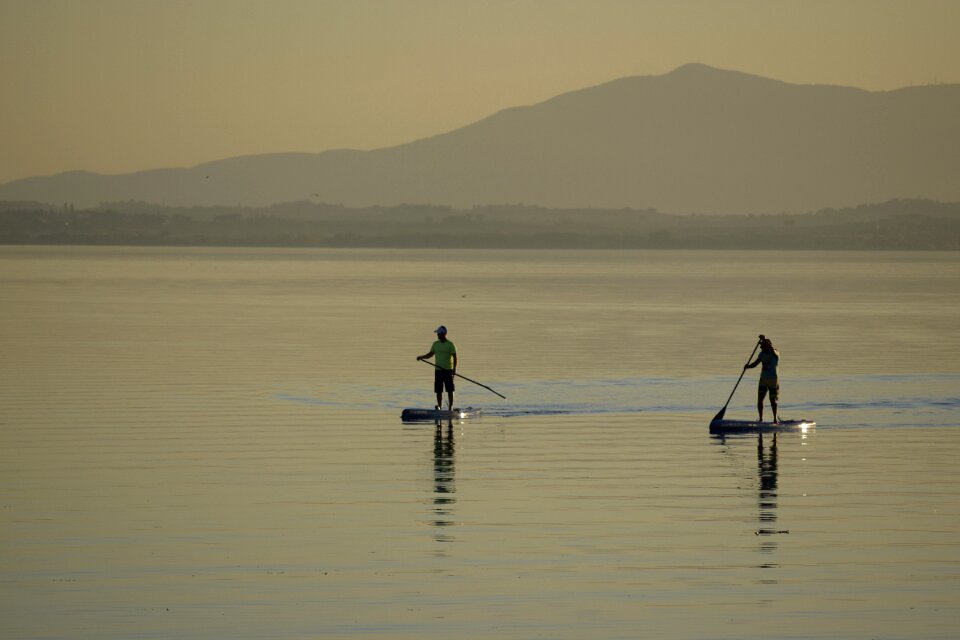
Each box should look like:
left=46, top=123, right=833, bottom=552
left=2, top=64, right=959, bottom=214
left=3, top=198, right=958, bottom=250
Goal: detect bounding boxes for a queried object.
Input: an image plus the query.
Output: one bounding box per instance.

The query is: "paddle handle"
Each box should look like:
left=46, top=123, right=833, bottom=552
left=417, top=358, right=507, bottom=399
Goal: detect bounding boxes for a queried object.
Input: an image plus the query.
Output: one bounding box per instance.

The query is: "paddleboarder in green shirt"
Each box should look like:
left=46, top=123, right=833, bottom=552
left=417, top=325, right=458, bottom=411
left=744, top=336, right=780, bottom=423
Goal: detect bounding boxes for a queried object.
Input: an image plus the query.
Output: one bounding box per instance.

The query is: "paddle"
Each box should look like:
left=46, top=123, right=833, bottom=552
left=417, top=358, right=507, bottom=399
left=712, top=334, right=764, bottom=424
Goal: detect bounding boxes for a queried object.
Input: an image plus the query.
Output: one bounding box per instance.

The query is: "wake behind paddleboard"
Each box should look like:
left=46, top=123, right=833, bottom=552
left=401, top=407, right=482, bottom=422
left=709, top=418, right=815, bottom=434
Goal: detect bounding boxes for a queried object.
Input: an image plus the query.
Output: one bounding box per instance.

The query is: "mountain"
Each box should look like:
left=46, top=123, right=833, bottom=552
left=3, top=64, right=959, bottom=214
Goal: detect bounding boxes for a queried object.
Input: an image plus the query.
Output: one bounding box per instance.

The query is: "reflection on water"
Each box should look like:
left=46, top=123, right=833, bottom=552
left=713, top=431, right=789, bottom=577
left=756, top=432, right=780, bottom=571
left=3, top=247, right=959, bottom=640
left=431, top=421, right=457, bottom=547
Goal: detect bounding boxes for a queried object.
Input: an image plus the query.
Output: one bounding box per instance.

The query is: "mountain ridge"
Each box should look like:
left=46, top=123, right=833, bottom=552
left=3, top=64, right=958, bottom=214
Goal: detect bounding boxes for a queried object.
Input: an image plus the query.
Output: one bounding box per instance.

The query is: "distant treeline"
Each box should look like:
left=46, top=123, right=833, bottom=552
left=1, top=199, right=959, bottom=250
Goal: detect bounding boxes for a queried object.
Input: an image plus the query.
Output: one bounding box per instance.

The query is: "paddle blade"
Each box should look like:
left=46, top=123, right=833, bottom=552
left=711, top=406, right=727, bottom=423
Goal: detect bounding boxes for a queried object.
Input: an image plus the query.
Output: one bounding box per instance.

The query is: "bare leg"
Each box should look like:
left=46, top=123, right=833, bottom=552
left=447, top=392, right=455, bottom=411
left=436, top=392, right=442, bottom=410
left=771, top=398, right=779, bottom=423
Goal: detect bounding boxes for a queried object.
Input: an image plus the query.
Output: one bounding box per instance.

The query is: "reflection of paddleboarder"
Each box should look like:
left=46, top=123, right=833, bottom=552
left=744, top=337, right=780, bottom=423
left=758, top=433, right=778, bottom=519
left=434, top=422, right=455, bottom=500
left=417, top=325, right=458, bottom=411
left=431, top=422, right=456, bottom=547
left=756, top=432, right=787, bottom=541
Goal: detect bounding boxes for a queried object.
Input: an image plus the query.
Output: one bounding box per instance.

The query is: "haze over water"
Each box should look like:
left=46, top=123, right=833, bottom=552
left=1, top=246, right=958, bottom=638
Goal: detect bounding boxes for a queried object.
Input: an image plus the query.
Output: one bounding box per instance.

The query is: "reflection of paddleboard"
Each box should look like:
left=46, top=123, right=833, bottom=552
left=401, top=407, right=482, bottom=422
left=709, top=419, right=815, bottom=434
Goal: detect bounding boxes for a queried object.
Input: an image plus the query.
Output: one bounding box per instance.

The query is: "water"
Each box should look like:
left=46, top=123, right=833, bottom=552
left=1, top=246, right=958, bottom=638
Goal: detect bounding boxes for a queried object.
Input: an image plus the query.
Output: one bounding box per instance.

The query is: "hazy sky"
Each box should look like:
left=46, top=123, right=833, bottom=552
left=1, top=0, right=958, bottom=185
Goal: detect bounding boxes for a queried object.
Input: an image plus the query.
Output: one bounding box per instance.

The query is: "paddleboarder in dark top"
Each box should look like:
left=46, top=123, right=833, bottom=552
left=417, top=325, right=458, bottom=411
left=744, top=337, right=780, bottom=423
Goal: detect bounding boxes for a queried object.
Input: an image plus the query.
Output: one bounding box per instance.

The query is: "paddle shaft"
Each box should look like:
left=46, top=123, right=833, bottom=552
left=418, top=358, right=506, bottom=399
left=713, top=335, right=764, bottom=422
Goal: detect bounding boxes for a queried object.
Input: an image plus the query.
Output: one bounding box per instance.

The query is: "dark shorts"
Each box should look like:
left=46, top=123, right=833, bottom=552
left=758, top=378, right=779, bottom=403
left=434, top=369, right=455, bottom=393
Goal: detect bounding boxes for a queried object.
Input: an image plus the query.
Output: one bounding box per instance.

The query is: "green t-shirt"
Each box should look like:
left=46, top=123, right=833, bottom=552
left=431, top=339, right=457, bottom=370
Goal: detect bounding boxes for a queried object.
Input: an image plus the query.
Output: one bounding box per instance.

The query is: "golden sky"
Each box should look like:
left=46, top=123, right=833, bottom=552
left=1, top=0, right=958, bottom=184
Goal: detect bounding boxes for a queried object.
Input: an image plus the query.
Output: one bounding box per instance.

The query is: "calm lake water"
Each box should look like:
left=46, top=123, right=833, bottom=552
left=1, top=246, right=958, bottom=639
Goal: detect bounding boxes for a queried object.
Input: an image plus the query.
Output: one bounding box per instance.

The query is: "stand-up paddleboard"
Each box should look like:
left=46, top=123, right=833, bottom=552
left=710, top=418, right=815, bottom=434
left=401, top=407, right=482, bottom=422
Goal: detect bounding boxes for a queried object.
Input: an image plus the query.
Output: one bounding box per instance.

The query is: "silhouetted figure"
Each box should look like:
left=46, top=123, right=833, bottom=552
left=745, top=336, right=780, bottom=422
left=417, top=325, right=458, bottom=410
